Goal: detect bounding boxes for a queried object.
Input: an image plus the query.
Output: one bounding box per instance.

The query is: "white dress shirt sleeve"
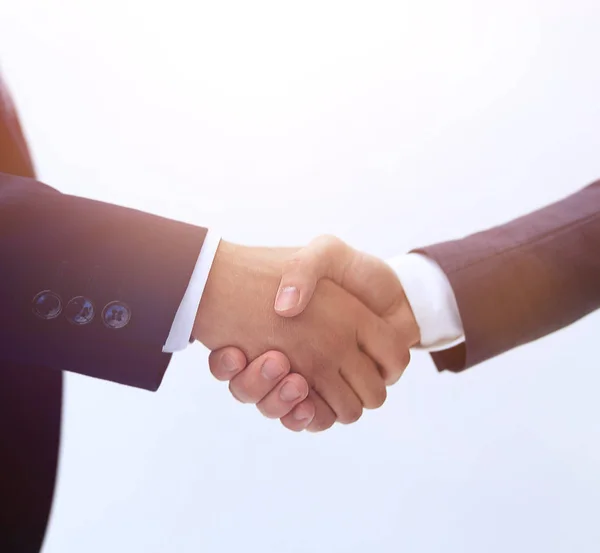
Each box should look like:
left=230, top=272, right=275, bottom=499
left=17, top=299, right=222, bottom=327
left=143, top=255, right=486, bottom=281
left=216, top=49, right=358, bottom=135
left=162, top=231, right=221, bottom=353
left=386, top=253, right=465, bottom=352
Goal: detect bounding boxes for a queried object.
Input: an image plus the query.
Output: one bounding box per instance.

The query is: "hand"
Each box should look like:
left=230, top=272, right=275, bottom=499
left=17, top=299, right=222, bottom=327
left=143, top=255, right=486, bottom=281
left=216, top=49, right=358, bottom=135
left=209, top=348, right=318, bottom=432
left=274, top=235, right=420, bottom=379
left=208, top=236, right=420, bottom=431
left=193, top=240, right=408, bottom=428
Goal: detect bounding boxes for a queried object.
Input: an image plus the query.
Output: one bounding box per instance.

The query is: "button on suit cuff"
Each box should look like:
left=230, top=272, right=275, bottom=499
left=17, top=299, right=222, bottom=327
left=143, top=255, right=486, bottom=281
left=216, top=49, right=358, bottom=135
left=386, top=253, right=465, bottom=351
left=163, top=231, right=221, bottom=353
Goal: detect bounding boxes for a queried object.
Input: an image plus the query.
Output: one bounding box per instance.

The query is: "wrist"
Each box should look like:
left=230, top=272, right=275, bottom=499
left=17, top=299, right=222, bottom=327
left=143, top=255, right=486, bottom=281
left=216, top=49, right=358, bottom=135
left=191, top=241, right=287, bottom=349
left=192, top=239, right=240, bottom=346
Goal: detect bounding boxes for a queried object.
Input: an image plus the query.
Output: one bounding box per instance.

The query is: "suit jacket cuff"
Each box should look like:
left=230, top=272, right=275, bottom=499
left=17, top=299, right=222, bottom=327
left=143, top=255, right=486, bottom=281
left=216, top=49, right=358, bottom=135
left=0, top=173, right=209, bottom=391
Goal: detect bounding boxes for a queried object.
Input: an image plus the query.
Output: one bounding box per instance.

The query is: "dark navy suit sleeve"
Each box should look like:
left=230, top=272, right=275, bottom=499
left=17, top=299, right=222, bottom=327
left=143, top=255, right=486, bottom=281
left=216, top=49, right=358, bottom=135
left=0, top=172, right=207, bottom=390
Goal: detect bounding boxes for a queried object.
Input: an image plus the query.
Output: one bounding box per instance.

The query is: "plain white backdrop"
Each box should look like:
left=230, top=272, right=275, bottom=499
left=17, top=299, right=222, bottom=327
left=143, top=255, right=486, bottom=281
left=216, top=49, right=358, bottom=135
left=2, top=1, right=600, bottom=552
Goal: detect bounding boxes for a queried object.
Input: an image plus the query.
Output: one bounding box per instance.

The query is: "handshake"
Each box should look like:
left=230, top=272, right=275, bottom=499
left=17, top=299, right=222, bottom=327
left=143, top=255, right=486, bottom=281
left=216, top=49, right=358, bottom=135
left=192, top=236, right=421, bottom=432
left=189, top=179, right=599, bottom=433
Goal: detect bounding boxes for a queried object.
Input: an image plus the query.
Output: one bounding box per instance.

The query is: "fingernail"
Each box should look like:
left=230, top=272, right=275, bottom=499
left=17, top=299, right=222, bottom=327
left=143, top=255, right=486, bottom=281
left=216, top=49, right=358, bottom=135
left=274, top=286, right=300, bottom=312
left=261, top=358, right=285, bottom=380
left=293, top=405, right=313, bottom=422
left=221, top=353, right=238, bottom=372
left=279, top=381, right=302, bottom=402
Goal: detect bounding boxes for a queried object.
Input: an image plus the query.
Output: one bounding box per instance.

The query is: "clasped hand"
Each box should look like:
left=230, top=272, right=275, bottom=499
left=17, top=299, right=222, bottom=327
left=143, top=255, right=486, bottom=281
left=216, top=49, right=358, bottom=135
left=193, top=236, right=420, bottom=432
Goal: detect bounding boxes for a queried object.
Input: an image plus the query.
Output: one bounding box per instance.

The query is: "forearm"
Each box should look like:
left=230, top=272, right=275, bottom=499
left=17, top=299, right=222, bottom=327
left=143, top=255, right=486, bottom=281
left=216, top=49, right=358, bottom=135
left=0, top=172, right=207, bottom=390
left=416, top=180, right=600, bottom=371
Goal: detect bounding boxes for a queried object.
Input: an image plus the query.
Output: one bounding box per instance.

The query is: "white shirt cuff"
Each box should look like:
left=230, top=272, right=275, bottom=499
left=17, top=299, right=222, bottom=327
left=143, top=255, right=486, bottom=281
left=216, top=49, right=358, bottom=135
left=162, top=231, right=221, bottom=353
left=386, top=253, right=465, bottom=352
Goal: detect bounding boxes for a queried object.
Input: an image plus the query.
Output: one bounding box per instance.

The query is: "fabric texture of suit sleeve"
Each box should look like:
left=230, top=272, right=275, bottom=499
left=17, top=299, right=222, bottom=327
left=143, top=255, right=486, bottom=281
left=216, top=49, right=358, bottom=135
left=0, top=172, right=207, bottom=390
left=414, top=180, right=600, bottom=372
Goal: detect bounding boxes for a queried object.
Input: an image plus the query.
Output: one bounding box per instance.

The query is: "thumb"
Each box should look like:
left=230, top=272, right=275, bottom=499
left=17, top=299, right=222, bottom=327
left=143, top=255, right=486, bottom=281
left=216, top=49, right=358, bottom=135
left=274, top=235, right=363, bottom=317
left=274, top=235, right=406, bottom=319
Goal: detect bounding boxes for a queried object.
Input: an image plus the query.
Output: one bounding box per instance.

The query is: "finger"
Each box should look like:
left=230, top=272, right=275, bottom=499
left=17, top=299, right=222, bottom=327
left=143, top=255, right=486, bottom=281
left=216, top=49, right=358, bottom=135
left=274, top=235, right=351, bottom=317
left=257, top=373, right=309, bottom=419
left=313, top=372, right=364, bottom=425
left=341, top=351, right=387, bottom=410
left=209, top=347, right=248, bottom=381
left=357, top=311, right=411, bottom=385
left=274, top=235, right=403, bottom=318
left=280, top=399, right=316, bottom=432
left=386, top=353, right=410, bottom=386
left=304, top=389, right=337, bottom=432
left=228, top=351, right=292, bottom=404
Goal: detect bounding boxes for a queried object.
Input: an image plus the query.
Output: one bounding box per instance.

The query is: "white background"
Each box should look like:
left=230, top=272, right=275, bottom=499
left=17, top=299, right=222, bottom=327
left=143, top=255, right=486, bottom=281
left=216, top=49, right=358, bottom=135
left=2, top=1, right=600, bottom=552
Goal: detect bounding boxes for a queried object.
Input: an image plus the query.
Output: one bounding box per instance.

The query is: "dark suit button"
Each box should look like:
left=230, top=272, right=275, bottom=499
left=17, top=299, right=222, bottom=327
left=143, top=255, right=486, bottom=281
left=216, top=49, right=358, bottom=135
left=32, top=290, right=62, bottom=320
left=102, top=301, right=131, bottom=329
left=65, top=296, right=95, bottom=325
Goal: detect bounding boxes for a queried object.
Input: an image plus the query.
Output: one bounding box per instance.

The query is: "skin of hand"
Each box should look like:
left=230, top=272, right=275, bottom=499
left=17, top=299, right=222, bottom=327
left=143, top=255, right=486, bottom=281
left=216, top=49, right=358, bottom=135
left=209, top=236, right=421, bottom=432
left=209, top=348, right=315, bottom=432
left=193, top=240, right=409, bottom=429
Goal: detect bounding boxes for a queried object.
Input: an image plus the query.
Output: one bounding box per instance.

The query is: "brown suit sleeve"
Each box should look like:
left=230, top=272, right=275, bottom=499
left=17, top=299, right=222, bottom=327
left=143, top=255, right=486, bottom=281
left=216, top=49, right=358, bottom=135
left=414, top=180, right=600, bottom=372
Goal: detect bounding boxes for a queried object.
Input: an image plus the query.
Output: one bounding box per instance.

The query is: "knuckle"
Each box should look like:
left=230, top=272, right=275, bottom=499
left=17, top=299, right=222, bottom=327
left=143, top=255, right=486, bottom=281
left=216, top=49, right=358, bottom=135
left=394, top=337, right=411, bottom=369
left=338, top=403, right=363, bottom=424
left=314, top=233, right=338, bottom=247
left=282, top=254, right=304, bottom=273
left=306, top=398, right=336, bottom=433
left=322, top=234, right=345, bottom=257
left=365, top=385, right=387, bottom=410
left=308, top=414, right=335, bottom=432
left=385, top=349, right=410, bottom=385
left=281, top=418, right=305, bottom=432
left=386, top=326, right=411, bottom=368
left=227, top=384, right=244, bottom=403
left=400, top=347, right=411, bottom=368
left=312, top=234, right=343, bottom=258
